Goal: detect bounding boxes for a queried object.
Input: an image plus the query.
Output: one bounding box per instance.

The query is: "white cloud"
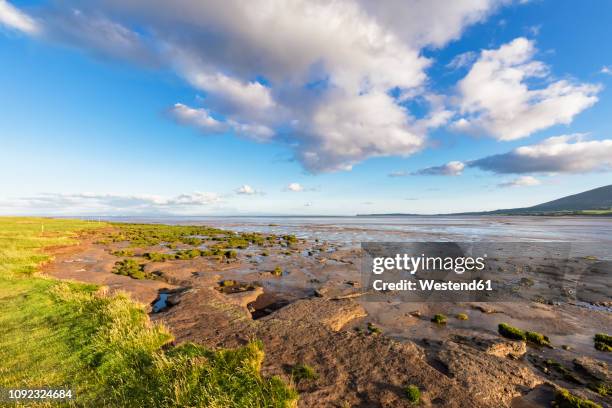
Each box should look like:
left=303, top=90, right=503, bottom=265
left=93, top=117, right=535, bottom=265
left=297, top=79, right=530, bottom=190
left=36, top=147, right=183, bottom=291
left=470, top=134, right=612, bottom=173
left=296, top=91, right=425, bottom=172
left=497, top=175, right=541, bottom=188
left=5, top=0, right=531, bottom=172
left=453, top=37, right=601, bottom=140
left=388, top=170, right=408, bottom=177
left=357, top=0, right=513, bottom=48
left=447, top=51, right=478, bottom=70
left=178, top=63, right=276, bottom=117
left=412, top=161, right=465, bottom=176
left=235, top=185, right=262, bottom=195
left=43, top=9, right=156, bottom=64
left=0, top=0, right=39, bottom=34
left=170, top=103, right=223, bottom=131
left=600, top=66, right=612, bottom=75
left=170, top=103, right=274, bottom=141
left=3, top=192, right=222, bottom=215
left=286, top=183, right=304, bottom=192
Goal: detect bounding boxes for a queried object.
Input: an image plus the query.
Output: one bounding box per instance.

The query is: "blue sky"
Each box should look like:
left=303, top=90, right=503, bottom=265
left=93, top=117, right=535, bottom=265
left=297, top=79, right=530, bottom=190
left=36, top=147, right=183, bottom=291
left=1, top=0, right=611, bottom=215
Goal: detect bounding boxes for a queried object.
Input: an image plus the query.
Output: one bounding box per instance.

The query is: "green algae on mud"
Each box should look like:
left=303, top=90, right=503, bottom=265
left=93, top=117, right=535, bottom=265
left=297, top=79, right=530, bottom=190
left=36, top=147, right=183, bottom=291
left=0, top=217, right=297, bottom=407
left=498, top=323, right=551, bottom=347
left=100, top=222, right=298, bottom=250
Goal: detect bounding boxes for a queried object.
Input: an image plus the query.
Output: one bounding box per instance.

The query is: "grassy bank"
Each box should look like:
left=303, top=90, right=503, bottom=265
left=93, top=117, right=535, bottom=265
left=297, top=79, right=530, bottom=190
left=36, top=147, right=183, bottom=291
left=0, top=217, right=297, bottom=407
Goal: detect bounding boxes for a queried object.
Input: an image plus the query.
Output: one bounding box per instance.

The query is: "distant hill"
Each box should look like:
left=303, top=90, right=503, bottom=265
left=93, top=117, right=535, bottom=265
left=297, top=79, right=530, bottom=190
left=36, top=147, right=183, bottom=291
left=484, top=184, right=612, bottom=215
left=358, top=184, right=612, bottom=216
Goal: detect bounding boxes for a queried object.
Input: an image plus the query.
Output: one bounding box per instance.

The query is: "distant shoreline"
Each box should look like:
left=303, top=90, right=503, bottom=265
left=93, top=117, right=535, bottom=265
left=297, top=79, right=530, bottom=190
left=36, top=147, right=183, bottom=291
left=357, top=212, right=612, bottom=217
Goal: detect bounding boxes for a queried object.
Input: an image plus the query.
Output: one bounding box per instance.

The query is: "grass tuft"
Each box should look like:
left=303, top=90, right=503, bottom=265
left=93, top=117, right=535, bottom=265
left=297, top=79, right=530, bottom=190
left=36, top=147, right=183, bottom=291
left=498, top=323, right=526, bottom=340
left=525, top=331, right=551, bottom=347
left=404, top=384, right=421, bottom=404
left=593, top=333, right=612, bottom=352
left=291, top=364, right=318, bottom=382
left=554, top=387, right=602, bottom=408
left=112, top=258, right=148, bottom=280
left=367, top=322, right=382, bottom=335
left=431, top=314, right=447, bottom=325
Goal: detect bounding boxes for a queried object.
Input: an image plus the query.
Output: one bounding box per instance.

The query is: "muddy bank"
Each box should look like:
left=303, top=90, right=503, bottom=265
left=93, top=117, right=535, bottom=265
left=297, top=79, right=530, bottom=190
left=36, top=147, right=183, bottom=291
left=43, top=224, right=611, bottom=407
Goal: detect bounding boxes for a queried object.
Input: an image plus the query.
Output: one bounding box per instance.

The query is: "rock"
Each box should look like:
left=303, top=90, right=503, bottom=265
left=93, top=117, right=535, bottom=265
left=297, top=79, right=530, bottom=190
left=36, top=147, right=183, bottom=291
left=573, top=356, right=610, bottom=382
left=451, top=335, right=527, bottom=358
left=485, top=339, right=527, bottom=358
left=431, top=338, right=543, bottom=407
left=224, top=286, right=264, bottom=308
left=471, top=304, right=498, bottom=314
left=268, top=298, right=367, bottom=331
left=313, top=280, right=361, bottom=299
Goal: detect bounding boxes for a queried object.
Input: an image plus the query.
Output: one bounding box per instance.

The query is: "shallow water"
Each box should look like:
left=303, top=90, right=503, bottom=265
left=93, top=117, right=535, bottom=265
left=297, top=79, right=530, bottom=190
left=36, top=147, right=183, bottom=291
left=152, top=293, right=169, bottom=313
left=105, top=215, right=612, bottom=248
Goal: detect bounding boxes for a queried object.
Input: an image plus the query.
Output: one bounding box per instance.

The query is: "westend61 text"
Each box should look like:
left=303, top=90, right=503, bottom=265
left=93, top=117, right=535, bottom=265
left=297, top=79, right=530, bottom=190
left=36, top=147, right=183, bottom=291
left=372, top=279, right=493, bottom=292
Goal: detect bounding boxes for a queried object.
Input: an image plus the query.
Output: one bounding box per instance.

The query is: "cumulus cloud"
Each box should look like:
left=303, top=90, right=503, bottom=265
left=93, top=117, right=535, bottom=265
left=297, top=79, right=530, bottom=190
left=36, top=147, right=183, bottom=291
left=357, top=0, right=512, bottom=48
left=601, top=66, right=612, bottom=75
left=0, top=0, right=39, bottom=34
left=235, top=185, right=262, bottom=195
left=285, top=183, right=304, bottom=192
left=453, top=37, right=600, bottom=140
left=469, top=134, right=612, bottom=174
left=3, top=192, right=221, bottom=215
left=296, top=91, right=425, bottom=171
left=412, top=161, right=465, bottom=176
left=497, top=175, right=541, bottom=188
left=4, top=0, right=532, bottom=172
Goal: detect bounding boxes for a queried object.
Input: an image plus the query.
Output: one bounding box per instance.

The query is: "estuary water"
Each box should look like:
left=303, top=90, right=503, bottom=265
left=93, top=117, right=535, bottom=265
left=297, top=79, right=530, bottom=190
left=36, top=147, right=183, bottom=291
left=104, top=215, right=612, bottom=245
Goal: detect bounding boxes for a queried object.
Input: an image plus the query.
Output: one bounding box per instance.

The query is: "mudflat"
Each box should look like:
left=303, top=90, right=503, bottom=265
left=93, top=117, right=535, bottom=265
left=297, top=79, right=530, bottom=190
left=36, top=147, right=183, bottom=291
left=44, top=223, right=611, bottom=407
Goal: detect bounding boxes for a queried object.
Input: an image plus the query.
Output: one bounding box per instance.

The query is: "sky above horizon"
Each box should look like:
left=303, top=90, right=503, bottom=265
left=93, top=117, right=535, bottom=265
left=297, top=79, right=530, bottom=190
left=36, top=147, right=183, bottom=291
left=1, top=0, right=611, bottom=216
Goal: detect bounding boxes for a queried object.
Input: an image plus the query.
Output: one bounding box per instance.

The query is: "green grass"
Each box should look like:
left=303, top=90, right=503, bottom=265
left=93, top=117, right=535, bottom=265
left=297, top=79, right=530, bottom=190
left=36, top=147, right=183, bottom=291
left=291, top=364, right=318, bottom=382
left=143, top=252, right=177, bottom=262
left=367, top=322, right=382, bottom=335
left=498, top=323, right=552, bottom=347
left=554, top=387, right=602, bottom=408
left=112, top=258, right=148, bottom=280
left=111, top=249, right=134, bottom=257
left=577, top=209, right=612, bottom=215
left=404, top=384, right=421, bottom=404
left=593, top=333, right=611, bottom=352
left=101, top=223, right=229, bottom=247
left=0, top=217, right=297, bottom=407
left=498, top=323, right=526, bottom=341
left=525, top=330, right=551, bottom=347
left=101, top=223, right=274, bottom=251
left=587, top=382, right=610, bottom=397
left=431, top=314, right=447, bottom=325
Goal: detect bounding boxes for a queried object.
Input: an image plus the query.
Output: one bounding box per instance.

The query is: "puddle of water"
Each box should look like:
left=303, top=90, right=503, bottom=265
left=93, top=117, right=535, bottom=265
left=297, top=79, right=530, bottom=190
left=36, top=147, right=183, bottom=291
left=571, top=301, right=612, bottom=312
left=152, top=293, right=169, bottom=313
